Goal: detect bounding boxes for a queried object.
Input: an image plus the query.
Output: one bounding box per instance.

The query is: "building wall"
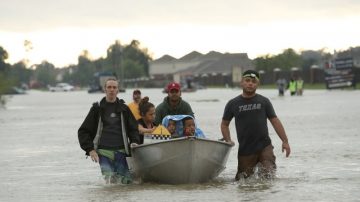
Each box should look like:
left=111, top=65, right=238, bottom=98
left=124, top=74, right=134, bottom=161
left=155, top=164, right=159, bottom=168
left=150, top=60, right=202, bottom=75
left=149, top=52, right=254, bottom=87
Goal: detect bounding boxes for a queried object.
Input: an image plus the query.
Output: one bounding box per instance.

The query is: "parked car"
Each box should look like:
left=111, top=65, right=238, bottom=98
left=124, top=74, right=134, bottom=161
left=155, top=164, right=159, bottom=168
left=4, top=86, right=27, bottom=95
left=48, top=83, right=74, bottom=92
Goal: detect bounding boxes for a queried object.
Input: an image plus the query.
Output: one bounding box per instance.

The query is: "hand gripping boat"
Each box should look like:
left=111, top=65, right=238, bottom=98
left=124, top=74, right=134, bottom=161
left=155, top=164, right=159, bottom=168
left=130, top=115, right=233, bottom=184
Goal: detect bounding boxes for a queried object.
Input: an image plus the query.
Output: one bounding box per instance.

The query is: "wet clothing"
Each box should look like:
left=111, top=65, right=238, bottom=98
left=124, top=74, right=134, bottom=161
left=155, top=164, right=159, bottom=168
left=78, top=97, right=140, bottom=155
left=222, top=94, right=276, bottom=155
left=235, top=144, right=276, bottom=179
left=137, top=119, right=157, bottom=144
left=155, top=97, right=194, bottom=125
left=98, top=149, right=132, bottom=184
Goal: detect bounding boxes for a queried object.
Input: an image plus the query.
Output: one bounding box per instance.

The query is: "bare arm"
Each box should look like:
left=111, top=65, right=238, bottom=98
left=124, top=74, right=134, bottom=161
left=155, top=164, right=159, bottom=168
left=138, top=124, right=155, bottom=135
left=221, top=119, right=235, bottom=145
left=269, top=117, right=291, bottom=157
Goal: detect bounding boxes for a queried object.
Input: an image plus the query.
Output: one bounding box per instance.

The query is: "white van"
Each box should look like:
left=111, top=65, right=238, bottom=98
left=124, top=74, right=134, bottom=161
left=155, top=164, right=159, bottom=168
left=48, top=83, right=74, bottom=92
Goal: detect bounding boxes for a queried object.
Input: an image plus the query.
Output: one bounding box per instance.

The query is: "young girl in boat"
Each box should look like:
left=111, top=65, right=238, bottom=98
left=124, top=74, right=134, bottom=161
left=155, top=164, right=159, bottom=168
left=137, top=96, right=157, bottom=144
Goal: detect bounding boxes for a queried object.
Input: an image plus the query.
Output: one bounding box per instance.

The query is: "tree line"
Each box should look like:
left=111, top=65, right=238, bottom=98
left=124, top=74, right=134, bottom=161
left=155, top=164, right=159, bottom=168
left=0, top=39, right=152, bottom=95
left=1, top=38, right=357, bottom=97
left=254, top=48, right=334, bottom=72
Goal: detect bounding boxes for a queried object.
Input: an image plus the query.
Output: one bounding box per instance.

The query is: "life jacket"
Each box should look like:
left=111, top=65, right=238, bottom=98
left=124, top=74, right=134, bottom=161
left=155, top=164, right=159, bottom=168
left=296, top=80, right=303, bottom=89
left=289, top=81, right=297, bottom=92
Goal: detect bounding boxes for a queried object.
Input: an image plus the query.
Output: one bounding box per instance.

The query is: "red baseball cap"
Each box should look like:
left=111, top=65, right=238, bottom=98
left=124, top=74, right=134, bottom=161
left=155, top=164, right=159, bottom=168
left=167, top=82, right=181, bottom=91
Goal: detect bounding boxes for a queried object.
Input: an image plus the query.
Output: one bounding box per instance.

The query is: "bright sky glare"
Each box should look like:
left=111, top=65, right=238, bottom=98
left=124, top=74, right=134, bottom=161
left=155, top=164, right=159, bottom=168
left=1, top=0, right=360, bottom=67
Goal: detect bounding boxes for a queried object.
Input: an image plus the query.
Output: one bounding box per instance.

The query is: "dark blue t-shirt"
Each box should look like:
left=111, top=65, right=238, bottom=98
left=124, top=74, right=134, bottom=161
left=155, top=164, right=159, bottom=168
left=222, top=94, right=277, bottom=155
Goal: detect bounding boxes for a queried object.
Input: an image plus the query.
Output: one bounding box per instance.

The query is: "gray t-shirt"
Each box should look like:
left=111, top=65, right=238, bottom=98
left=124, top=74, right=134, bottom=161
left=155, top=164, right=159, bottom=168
left=222, top=94, right=277, bottom=155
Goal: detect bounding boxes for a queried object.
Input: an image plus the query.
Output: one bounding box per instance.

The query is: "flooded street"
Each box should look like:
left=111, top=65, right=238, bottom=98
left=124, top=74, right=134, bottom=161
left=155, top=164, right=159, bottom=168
left=1, top=88, right=360, bottom=201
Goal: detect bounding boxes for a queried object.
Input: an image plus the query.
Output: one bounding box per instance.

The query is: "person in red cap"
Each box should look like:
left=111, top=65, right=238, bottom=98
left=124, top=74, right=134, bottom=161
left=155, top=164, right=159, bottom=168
left=155, top=82, right=194, bottom=124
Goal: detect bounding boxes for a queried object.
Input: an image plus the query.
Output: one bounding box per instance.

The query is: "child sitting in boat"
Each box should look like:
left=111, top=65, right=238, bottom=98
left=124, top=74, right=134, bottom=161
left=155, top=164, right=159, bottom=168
left=162, top=115, right=206, bottom=138
left=167, top=119, right=180, bottom=138
left=183, top=116, right=196, bottom=136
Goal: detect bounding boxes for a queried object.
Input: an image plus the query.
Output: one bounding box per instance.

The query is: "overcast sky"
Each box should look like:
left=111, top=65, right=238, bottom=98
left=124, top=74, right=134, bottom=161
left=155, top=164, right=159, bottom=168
left=1, top=0, right=360, bottom=66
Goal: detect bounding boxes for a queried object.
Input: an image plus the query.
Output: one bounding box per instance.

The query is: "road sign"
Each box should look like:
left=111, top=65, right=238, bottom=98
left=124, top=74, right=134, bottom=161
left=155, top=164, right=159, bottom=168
left=325, top=58, right=355, bottom=89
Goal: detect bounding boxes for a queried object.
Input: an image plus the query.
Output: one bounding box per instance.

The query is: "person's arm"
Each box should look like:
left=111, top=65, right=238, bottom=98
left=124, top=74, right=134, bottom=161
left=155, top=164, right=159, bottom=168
left=78, top=105, right=98, bottom=155
left=220, top=119, right=235, bottom=145
left=138, top=124, right=155, bottom=134
left=269, top=117, right=291, bottom=157
left=78, top=104, right=100, bottom=162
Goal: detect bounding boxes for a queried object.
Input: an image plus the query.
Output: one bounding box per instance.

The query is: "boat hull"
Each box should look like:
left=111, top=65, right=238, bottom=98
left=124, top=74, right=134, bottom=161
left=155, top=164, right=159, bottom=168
left=130, top=137, right=233, bottom=184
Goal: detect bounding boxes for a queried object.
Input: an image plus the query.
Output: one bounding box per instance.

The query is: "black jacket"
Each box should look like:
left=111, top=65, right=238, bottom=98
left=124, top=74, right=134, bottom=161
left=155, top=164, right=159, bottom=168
left=78, top=97, right=140, bottom=155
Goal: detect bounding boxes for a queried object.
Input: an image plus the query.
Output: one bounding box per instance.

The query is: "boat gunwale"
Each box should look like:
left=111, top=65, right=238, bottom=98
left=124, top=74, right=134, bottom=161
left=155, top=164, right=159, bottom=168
left=131, top=136, right=234, bottom=149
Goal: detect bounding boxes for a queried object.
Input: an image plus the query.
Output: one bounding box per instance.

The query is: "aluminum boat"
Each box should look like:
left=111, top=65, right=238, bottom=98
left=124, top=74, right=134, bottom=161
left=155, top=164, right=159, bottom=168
left=130, top=136, right=233, bottom=184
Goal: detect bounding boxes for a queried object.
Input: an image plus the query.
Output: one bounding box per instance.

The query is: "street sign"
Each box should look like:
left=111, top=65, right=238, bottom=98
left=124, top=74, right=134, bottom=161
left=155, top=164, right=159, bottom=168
left=325, top=58, right=355, bottom=89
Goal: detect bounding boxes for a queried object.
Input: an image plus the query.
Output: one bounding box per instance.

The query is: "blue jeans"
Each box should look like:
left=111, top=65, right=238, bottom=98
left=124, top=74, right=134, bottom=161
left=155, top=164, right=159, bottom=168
left=98, top=150, right=132, bottom=184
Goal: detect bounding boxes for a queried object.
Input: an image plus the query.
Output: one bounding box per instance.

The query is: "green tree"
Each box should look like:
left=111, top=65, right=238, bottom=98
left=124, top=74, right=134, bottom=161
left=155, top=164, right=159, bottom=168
left=33, top=61, right=56, bottom=86
left=255, top=48, right=302, bottom=71
left=123, top=59, right=145, bottom=78
left=0, top=46, right=15, bottom=103
left=276, top=48, right=302, bottom=70
left=0, top=46, right=9, bottom=72
left=9, top=61, right=32, bottom=85
left=254, top=54, right=275, bottom=72
left=105, top=40, right=152, bottom=80
left=123, top=40, right=152, bottom=77
left=61, top=65, right=76, bottom=84
left=24, top=39, right=153, bottom=88
left=0, top=72, right=15, bottom=97
left=72, top=50, right=96, bottom=86
left=107, top=40, right=123, bottom=79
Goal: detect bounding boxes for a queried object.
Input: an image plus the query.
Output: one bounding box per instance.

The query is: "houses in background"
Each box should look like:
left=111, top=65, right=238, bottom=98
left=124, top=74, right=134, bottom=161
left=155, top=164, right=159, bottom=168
left=148, top=51, right=255, bottom=88
left=131, top=48, right=360, bottom=89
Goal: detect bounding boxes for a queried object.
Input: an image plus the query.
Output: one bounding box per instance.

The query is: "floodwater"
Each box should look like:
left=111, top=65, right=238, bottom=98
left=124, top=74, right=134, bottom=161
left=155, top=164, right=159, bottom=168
left=1, top=88, right=360, bottom=202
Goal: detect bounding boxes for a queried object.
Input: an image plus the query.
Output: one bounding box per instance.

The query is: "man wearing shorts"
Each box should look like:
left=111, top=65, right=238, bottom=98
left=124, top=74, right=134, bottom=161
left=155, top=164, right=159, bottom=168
left=220, top=70, right=291, bottom=179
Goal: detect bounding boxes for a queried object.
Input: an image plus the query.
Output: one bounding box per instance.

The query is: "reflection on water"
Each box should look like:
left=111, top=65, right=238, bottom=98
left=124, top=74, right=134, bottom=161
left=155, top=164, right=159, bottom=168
left=1, top=89, right=360, bottom=201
